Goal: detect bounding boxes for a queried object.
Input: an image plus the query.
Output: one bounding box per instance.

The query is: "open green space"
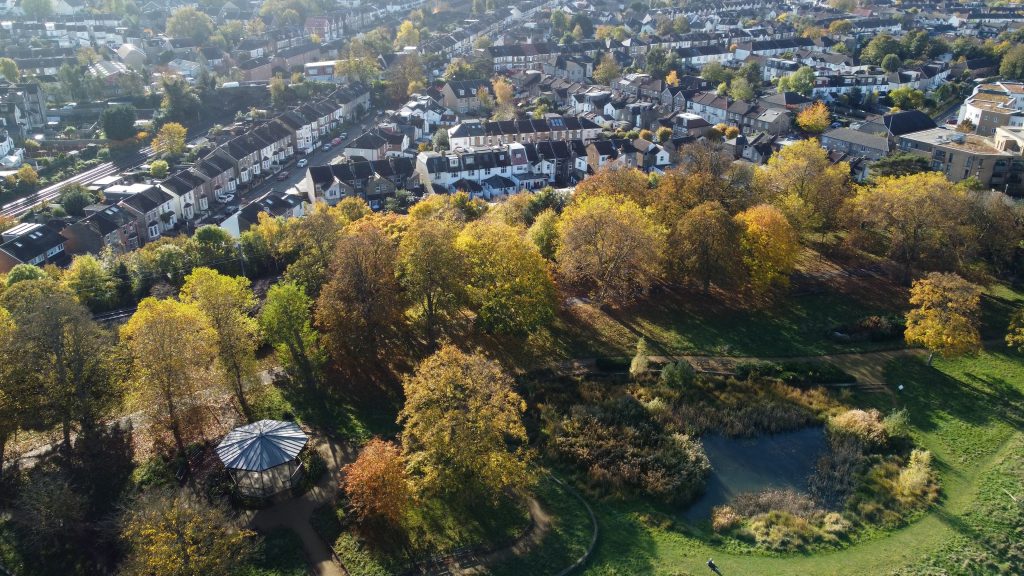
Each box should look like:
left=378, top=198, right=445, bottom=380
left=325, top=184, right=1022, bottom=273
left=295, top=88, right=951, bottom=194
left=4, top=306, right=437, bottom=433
left=238, top=527, right=309, bottom=576
left=574, top=347, right=1024, bottom=575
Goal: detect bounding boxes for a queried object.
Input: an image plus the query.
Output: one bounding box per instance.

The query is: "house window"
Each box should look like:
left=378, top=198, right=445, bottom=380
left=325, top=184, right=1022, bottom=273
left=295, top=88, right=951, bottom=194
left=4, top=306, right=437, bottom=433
left=148, top=225, right=160, bottom=239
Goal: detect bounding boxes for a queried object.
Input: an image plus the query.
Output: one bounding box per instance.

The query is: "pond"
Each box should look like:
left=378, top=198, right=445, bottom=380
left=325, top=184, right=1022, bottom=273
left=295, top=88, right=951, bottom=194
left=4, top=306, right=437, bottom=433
left=682, top=427, right=827, bottom=523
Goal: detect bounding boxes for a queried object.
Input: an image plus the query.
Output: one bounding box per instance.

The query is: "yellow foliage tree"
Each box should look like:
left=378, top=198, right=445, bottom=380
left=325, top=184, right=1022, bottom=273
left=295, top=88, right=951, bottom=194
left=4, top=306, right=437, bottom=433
left=797, top=101, right=831, bottom=134
left=121, top=493, right=253, bottom=576
left=905, top=272, right=982, bottom=365
left=734, top=204, right=801, bottom=294
left=398, top=345, right=532, bottom=503
left=846, top=173, right=971, bottom=282
left=665, top=70, right=680, bottom=87
left=754, top=138, right=850, bottom=233
left=574, top=166, right=654, bottom=206
left=1007, top=307, right=1024, bottom=353
left=120, top=298, right=219, bottom=458
left=152, top=122, right=187, bottom=157
left=394, top=19, right=420, bottom=48
left=397, top=218, right=465, bottom=342
left=556, top=194, right=667, bottom=305
left=180, top=268, right=260, bottom=420
left=456, top=220, right=555, bottom=334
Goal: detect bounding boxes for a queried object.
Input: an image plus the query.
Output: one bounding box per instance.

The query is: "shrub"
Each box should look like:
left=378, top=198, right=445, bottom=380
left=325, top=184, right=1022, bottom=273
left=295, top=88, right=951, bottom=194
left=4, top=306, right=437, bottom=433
left=731, top=489, right=820, bottom=519
left=552, top=395, right=710, bottom=504
left=743, top=510, right=827, bottom=552
left=311, top=503, right=345, bottom=544
left=809, top=433, right=866, bottom=509
left=292, top=447, right=327, bottom=495
left=735, top=361, right=854, bottom=386
left=711, top=505, right=741, bottom=532
left=660, top=361, right=696, bottom=388
left=883, top=408, right=910, bottom=439
left=895, top=449, right=939, bottom=506
left=830, top=409, right=888, bottom=448
left=629, top=337, right=651, bottom=380
left=333, top=534, right=390, bottom=576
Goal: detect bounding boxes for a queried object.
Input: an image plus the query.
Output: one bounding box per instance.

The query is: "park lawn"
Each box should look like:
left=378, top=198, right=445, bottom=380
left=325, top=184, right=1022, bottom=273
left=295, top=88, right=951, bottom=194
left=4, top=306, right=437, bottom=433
left=487, top=477, right=595, bottom=576
left=238, top=527, right=309, bottom=576
left=576, top=346, right=1024, bottom=576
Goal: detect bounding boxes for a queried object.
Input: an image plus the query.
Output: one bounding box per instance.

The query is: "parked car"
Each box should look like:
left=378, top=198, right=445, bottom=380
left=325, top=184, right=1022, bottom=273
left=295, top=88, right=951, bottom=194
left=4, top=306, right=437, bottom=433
left=331, top=137, right=342, bottom=146
left=276, top=170, right=289, bottom=181
left=219, top=194, right=235, bottom=204
left=297, top=158, right=308, bottom=168
left=322, top=143, right=332, bottom=152
left=339, top=132, right=347, bottom=140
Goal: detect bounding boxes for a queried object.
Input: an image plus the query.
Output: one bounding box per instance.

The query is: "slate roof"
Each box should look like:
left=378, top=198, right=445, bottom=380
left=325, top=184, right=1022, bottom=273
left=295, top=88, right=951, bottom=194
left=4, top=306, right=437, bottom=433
left=0, top=223, right=64, bottom=263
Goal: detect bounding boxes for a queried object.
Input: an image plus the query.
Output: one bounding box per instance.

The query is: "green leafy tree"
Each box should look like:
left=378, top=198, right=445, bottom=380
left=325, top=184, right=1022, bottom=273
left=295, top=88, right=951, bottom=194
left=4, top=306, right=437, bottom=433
left=260, top=282, right=322, bottom=387
left=728, top=77, right=755, bottom=101
left=0, top=57, right=19, bottom=82
left=21, top=0, right=53, bottom=19
left=776, top=66, right=815, bottom=96
left=861, top=34, right=902, bottom=65
left=150, top=159, right=169, bottom=179
left=1001, top=43, right=1024, bottom=80
left=888, top=86, right=924, bottom=110
left=881, top=53, right=902, bottom=73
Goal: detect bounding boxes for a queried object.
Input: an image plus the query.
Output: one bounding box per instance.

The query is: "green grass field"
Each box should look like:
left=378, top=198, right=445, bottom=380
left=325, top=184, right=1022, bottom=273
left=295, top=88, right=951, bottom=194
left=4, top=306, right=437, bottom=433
left=573, top=347, right=1024, bottom=576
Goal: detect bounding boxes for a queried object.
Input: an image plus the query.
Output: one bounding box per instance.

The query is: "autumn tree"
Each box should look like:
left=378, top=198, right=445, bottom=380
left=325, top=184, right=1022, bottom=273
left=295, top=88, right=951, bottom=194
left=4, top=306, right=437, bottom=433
left=556, top=195, right=666, bottom=305
left=846, top=173, right=970, bottom=282
left=594, top=52, right=621, bottom=85
left=152, top=122, right=187, bottom=157
left=1, top=280, right=115, bottom=447
left=456, top=220, right=556, bottom=334
left=62, top=253, right=116, bottom=311
left=283, top=202, right=352, bottom=294
left=17, top=164, right=38, bottom=188
left=260, top=281, right=322, bottom=387
left=527, top=208, right=560, bottom=260
left=672, top=201, right=744, bottom=291
left=888, top=86, right=924, bottom=110
left=0, top=306, right=30, bottom=482
left=656, top=126, right=673, bottom=143
left=150, top=159, right=169, bottom=179
left=394, top=19, right=420, bottom=48
left=166, top=6, right=215, bottom=43
left=666, top=70, right=680, bottom=87
left=343, top=439, right=411, bottom=528
left=121, top=493, right=253, bottom=576
left=492, top=76, right=514, bottom=107
left=754, top=138, right=850, bottom=233
left=399, top=345, right=532, bottom=503
left=797, top=101, right=831, bottom=134
left=735, top=204, right=801, bottom=294
left=999, top=44, right=1024, bottom=80
left=316, top=219, right=404, bottom=366
left=120, top=298, right=219, bottom=459
left=397, top=218, right=465, bottom=343
left=1007, top=307, right=1024, bottom=353
left=181, top=268, right=260, bottom=419
left=575, top=166, right=654, bottom=206
left=905, top=272, right=982, bottom=365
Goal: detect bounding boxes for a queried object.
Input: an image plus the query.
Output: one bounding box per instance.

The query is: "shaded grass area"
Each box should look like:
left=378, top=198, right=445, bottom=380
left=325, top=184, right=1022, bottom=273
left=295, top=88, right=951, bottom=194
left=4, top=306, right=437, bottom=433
left=238, top=527, right=308, bottom=576
left=248, top=378, right=399, bottom=442
left=487, top=477, right=594, bottom=576
left=576, top=348, right=1024, bottom=575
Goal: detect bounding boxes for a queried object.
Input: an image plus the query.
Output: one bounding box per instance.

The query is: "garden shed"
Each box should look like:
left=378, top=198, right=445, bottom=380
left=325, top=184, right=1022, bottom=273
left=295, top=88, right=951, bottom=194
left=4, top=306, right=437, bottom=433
left=215, top=419, right=308, bottom=497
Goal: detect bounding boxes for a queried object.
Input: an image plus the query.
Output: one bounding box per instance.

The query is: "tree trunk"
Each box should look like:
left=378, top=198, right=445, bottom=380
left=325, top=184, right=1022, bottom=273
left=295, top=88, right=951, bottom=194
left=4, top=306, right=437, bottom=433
left=233, top=370, right=252, bottom=422
left=0, top=430, right=7, bottom=483
left=927, top=351, right=934, bottom=366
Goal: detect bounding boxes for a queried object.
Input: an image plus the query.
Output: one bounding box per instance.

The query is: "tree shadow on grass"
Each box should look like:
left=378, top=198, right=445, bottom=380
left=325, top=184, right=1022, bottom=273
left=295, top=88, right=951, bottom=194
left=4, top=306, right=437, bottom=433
left=882, top=358, right=1016, bottom=435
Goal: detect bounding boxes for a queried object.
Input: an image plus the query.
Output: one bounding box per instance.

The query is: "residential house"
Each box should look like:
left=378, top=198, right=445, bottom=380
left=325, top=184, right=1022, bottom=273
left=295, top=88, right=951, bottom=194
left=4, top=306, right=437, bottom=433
left=441, top=80, right=494, bottom=114
left=63, top=204, right=141, bottom=254
left=118, top=185, right=180, bottom=242
left=820, top=127, right=890, bottom=161
left=221, top=189, right=307, bottom=237
left=0, top=223, right=68, bottom=273
left=446, top=116, right=601, bottom=149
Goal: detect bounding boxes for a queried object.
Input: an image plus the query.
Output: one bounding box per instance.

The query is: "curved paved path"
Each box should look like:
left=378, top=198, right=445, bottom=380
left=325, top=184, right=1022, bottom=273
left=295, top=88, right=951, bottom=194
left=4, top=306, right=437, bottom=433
left=246, top=437, right=354, bottom=576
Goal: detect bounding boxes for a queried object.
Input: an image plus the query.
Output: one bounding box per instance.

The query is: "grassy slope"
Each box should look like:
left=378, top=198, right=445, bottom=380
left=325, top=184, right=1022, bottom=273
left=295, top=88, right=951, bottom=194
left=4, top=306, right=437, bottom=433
left=579, top=346, right=1024, bottom=576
